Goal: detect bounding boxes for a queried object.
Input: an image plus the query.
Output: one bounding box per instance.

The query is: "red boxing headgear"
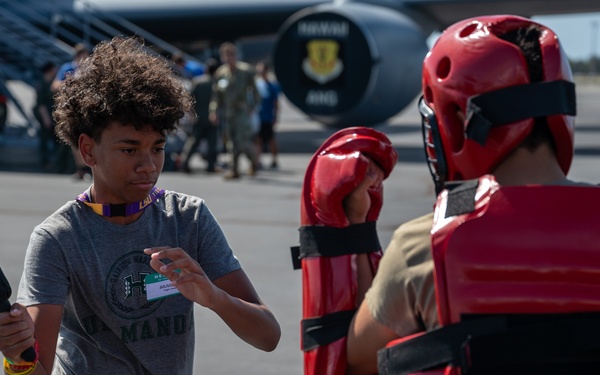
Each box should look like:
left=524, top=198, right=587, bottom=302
left=421, top=15, right=575, bottom=189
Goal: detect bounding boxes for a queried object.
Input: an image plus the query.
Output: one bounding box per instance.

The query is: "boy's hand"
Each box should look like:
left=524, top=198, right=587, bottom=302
left=144, top=247, right=223, bottom=308
left=0, top=304, right=36, bottom=363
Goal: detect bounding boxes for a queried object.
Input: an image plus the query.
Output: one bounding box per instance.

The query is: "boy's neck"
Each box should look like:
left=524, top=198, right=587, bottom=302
left=493, top=143, right=568, bottom=186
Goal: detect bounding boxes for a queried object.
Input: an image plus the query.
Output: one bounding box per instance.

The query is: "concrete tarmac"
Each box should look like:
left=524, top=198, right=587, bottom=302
left=0, top=82, right=599, bottom=374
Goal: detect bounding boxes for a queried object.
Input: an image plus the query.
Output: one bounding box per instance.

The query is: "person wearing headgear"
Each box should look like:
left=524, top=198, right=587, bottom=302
left=343, top=15, right=598, bottom=374
left=0, top=37, right=280, bottom=375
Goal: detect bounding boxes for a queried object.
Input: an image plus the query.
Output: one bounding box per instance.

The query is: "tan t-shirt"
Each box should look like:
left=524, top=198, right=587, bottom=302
left=365, top=212, right=440, bottom=337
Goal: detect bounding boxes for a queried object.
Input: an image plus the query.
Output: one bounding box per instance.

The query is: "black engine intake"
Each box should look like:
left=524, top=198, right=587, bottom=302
left=274, top=3, right=429, bottom=128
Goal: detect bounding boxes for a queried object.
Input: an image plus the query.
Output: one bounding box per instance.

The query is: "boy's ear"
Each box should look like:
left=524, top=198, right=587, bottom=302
left=78, top=134, right=96, bottom=167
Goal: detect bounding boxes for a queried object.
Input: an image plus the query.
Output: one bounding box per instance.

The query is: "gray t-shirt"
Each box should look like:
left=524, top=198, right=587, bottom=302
left=18, top=189, right=241, bottom=375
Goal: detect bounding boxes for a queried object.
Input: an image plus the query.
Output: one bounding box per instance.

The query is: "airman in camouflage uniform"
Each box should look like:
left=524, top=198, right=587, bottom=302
left=209, top=42, right=260, bottom=179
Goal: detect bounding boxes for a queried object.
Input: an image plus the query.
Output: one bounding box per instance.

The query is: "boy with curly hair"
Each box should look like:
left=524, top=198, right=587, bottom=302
left=0, top=37, right=280, bottom=375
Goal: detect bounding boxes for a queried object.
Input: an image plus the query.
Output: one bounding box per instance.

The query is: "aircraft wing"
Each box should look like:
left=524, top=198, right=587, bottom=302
left=402, top=0, right=600, bottom=30
left=83, top=0, right=333, bottom=43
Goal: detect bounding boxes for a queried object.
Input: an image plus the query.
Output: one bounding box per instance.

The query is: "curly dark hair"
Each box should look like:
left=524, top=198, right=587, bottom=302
left=54, top=37, right=194, bottom=148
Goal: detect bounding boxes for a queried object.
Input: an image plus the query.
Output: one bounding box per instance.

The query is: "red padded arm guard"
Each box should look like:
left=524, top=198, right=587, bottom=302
left=299, top=127, right=397, bottom=375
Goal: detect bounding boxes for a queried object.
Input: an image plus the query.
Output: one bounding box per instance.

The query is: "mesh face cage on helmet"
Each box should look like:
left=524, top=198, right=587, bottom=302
left=419, top=96, right=447, bottom=195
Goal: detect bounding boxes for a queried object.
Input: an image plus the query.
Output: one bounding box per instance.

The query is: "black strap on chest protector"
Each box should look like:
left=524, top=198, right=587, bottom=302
left=443, top=179, right=479, bottom=218
left=378, top=313, right=600, bottom=375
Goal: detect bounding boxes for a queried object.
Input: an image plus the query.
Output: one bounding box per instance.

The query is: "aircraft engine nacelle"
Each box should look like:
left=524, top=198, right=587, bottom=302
left=273, top=2, right=429, bottom=128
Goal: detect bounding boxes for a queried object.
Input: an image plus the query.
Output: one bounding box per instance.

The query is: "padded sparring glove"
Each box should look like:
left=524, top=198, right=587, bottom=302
left=302, top=127, right=397, bottom=227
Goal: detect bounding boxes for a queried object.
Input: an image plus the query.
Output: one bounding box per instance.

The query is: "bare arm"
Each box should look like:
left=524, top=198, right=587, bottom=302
left=50, top=79, right=63, bottom=94
left=28, top=304, right=62, bottom=373
left=271, top=83, right=280, bottom=126
left=248, top=73, right=260, bottom=113
left=346, top=301, right=398, bottom=375
left=144, top=247, right=281, bottom=352
left=211, top=269, right=281, bottom=351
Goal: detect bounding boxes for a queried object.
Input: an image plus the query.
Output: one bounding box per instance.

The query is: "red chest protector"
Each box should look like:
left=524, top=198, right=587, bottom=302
left=379, top=176, right=600, bottom=375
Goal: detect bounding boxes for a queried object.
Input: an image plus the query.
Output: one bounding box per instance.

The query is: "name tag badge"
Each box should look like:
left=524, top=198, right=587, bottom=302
left=145, top=273, right=181, bottom=301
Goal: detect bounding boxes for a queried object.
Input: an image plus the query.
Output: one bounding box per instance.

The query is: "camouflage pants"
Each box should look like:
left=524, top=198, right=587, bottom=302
left=225, top=113, right=257, bottom=172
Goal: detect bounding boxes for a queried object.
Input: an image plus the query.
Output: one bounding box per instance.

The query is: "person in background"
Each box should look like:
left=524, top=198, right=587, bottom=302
left=51, top=43, right=90, bottom=93
left=0, top=36, right=280, bottom=375
left=254, top=60, right=281, bottom=169
left=209, top=42, right=260, bottom=180
left=52, top=42, right=92, bottom=180
left=0, top=80, right=7, bottom=134
left=171, top=51, right=203, bottom=81
left=33, top=62, right=58, bottom=171
left=179, top=58, right=220, bottom=173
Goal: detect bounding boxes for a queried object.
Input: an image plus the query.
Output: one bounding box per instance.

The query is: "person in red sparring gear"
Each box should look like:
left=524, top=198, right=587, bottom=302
left=295, top=127, right=397, bottom=375
left=345, top=15, right=598, bottom=375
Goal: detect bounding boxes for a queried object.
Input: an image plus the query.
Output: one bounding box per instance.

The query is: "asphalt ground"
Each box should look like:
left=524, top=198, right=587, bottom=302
left=0, top=82, right=599, bottom=374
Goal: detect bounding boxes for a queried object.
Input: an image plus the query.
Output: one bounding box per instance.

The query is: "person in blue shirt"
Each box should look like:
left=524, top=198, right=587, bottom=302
left=51, top=43, right=90, bottom=93
left=254, top=61, right=281, bottom=169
